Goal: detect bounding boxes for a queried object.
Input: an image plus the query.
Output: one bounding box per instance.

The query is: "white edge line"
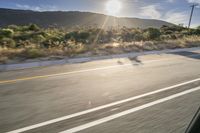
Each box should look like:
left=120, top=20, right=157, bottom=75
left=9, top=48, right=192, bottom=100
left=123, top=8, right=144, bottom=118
left=60, top=86, right=200, bottom=133
left=6, top=78, right=200, bottom=133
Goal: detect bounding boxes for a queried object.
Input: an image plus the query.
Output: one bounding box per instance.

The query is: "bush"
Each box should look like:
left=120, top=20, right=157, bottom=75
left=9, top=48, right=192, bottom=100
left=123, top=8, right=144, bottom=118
left=22, top=48, right=46, bottom=58
left=43, top=39, right=61, bottom=48
left=0, top=24, right=200, bottom=62
left=97, top=31, right=114, bottom=44
left=0, top=38, right=16, bottom=48
left=0, top=28, right=14, bottom=38
left=193, top=29, right=200, bottom=35
left=79, top=32, right=90, bottom=40
left=65, top=31, right=78, bottom=40
left=143, top=28, right=161, bottom=40
left=8, top=25, right=21, bottom=31
left=164, top=30, right=174, bottom=35
left=196, top=29, right=200, bottom=35
left=14, top=33, right=32, bottom=41
left=120, top=32, right=134, bottom=42
left=187, top=29, right=200, bottom=35
left=32, top=34, right=46, bottom=43
left=134, top=34, right=145, bottom=41
left=161, top=25, right=185, bottom=33
left=28, top=24, right=40, bottom=31
left=65, top=31, right=90, bottom=43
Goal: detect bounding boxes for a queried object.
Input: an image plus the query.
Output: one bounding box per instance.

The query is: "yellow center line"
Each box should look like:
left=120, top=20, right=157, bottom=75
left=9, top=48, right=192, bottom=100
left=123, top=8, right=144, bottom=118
left=0, top=74, right=59, bottom=84
left=0, top=64, right=132, bottom=84
left=0, top=54, right=197, bottom=85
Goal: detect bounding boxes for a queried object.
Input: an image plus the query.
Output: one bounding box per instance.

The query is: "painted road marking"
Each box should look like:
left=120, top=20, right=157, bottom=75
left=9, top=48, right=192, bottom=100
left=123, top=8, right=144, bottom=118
left=6, top=78, right=200, bottom=133
left=0, top=54, right=198, bottom=85
left=60, top=86, right=200, bottom=133
left=0, top=64, right=132, bottom=84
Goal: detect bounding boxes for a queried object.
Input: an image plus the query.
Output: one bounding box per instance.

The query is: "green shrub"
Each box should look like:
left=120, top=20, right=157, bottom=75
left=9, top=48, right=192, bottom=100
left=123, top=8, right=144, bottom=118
left=28, top=24, right=40, bottom=31
left=120, top=32, right=134, bottom=42
left=143, top=28, right=161, bottom=40
left=79, top=32, right=90, bottom=39
left=193, top=28, right=200, bottom=35
left=65, top=31, right=78, bottom=40
left=32, top=34, right=46, bottom=43
left=0, top=28, right=14, bottom=38
left=0, top=38, right=16, bottom=48
left=196, top=29, right=200, bottom=35
left=8, top=25, right=21, bottom=31
left=169, top=34, right=177, bottom=39
left=96, top=31, right=114, bottom=44
left=14, top=33, right=32, bottom=41
left=161, top=25, right=185, bottom=33
left=164, top=30, right=174, bottom=35
left=22, top=48, right=46, bottom=58
left=187, top=29, right=200, bottom=35
left=65, top=31, right=90, bottom=43
left=134, top=34, right=144, bottom=41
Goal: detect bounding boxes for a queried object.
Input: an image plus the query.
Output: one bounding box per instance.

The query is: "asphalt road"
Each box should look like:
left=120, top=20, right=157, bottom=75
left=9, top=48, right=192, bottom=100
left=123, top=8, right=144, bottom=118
left=0, top=50, right=200, bottom=133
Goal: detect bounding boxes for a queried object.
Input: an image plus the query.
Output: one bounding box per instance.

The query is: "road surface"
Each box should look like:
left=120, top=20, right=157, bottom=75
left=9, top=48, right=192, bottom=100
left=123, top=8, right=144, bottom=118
left=0, top=50, right=200, bottom=133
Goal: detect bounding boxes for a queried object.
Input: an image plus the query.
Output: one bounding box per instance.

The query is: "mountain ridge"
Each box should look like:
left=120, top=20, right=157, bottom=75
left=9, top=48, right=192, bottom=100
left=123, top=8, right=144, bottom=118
left=0, top=8, right=174, bottom=29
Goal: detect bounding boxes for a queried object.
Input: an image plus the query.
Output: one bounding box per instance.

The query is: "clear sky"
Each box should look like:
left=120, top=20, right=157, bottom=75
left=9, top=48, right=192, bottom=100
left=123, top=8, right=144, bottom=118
left=0, top=0, right=200, bottom=27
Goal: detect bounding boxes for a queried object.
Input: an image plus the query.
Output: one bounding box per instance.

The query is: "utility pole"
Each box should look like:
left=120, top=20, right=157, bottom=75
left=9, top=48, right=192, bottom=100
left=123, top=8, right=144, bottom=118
left=188, top=4, right=198, bottom=28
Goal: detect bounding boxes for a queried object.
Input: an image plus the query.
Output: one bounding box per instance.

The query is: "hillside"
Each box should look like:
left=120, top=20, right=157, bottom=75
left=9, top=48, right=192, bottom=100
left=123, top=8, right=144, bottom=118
left=0, top=8, right=174, bottom=29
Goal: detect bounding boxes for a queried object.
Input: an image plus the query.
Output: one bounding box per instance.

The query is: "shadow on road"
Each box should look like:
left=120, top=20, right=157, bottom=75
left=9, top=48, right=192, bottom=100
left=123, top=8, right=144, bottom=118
left=128, top=56, right=143, bottom=65
left=117, top=60, right=124, bottom=65
left=116, top=51, right=200, bottom=67
left=128, top=56, right=142, bottom=63
left=117, top=56, right=143, bottom=66
left=170, top=51, right=200, bottom=60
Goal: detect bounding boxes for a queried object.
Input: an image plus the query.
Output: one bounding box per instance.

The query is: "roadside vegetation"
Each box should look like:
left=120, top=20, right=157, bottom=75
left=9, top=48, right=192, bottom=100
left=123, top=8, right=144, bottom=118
left=0, top=24, right=200, bottom=64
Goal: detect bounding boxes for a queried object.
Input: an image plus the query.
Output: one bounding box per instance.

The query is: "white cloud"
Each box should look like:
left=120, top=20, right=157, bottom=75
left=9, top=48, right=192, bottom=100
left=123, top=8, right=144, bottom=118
left=139, top=5, right=161, bottom=19
left=187, top=0, right=200, bottom=4
left=187, top=0, right=200, bottom=8
left=16, top=4, right=57, bottom=11
left=16, top=4, right=41, bottom=11
left=139, top=4, right=188, bottom=25
left=164, top=10, right=188, bottom=24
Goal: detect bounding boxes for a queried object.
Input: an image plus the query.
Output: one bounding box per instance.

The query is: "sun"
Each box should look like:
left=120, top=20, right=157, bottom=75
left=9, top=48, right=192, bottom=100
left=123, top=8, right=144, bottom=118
left=106, top=0, right=122, bottom=16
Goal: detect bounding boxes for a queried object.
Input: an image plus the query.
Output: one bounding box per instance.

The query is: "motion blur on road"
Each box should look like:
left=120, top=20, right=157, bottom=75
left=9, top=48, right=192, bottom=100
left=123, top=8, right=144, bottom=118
left=1, top=0, right=200, bottom=133
left=1, top=50, right=200, bottom=133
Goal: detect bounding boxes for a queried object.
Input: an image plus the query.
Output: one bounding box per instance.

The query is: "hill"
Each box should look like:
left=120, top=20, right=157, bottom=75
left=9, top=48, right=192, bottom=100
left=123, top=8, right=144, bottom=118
left=0, top=8, right=174, bottom=29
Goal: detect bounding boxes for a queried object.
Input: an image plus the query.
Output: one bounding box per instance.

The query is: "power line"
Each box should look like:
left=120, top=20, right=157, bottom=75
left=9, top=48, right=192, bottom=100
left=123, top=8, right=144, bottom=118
left=188, top=4, right=198, bottom=28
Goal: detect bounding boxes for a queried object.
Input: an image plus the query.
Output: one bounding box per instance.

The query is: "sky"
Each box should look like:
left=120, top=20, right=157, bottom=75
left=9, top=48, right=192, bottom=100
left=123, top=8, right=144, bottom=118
left=0, top=0, right=200, bottom=27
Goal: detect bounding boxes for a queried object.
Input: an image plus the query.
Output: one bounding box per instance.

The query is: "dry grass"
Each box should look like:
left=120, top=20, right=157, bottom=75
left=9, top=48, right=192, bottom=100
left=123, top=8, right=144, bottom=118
left=162, top=36, right=200, bottom=48
left=1, top=36, right=200, bottom=64
left=1, top=24, right=200, bottom=64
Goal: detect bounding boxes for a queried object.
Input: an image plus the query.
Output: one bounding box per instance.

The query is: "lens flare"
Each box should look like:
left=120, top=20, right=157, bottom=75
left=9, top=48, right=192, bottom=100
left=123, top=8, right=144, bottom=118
left=106, top=0, right=122, bottom=16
